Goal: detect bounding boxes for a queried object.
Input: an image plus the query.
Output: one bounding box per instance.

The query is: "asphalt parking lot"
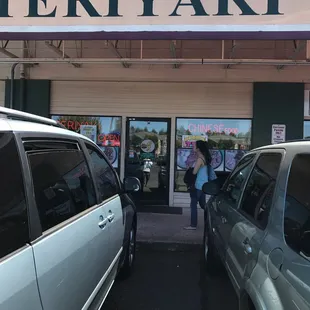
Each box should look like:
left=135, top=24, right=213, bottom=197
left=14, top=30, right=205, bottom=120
left=103, top=242, right=238, bottom=310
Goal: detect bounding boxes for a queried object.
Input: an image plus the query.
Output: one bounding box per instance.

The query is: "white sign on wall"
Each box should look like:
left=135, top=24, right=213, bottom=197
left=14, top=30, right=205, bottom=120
left=272, top=124, right=286, bottom=144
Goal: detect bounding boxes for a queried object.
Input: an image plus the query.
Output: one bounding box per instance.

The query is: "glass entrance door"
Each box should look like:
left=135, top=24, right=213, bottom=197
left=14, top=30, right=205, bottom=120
left=125, top=118, right=170, bottom=207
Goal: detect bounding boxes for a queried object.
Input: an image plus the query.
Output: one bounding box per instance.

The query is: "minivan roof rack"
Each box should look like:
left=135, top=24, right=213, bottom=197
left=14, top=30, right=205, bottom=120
left=0, top=107, right=66, bottom=129
left=276, top=139, right=310, bottom=144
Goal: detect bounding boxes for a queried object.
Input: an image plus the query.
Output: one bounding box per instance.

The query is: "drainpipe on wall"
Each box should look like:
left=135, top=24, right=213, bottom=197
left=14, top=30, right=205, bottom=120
left=19, top=67, right=25, bottom=111
left=10, top=63, right=19, bottom=109
left=19, top=41, right=27, bottom=111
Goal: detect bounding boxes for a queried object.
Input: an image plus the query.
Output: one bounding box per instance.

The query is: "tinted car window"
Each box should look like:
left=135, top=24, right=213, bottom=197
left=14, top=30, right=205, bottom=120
left=87, top=144, right=120, bottom=202
left=28, top=145, right=96, bottom=232
left=0, top=133, right=28, bottom=259
left=223, top=153, right=256, bottom=208
left=285, top=154, right=310, bottom=258
left=239, top=153, right=281, bottom=229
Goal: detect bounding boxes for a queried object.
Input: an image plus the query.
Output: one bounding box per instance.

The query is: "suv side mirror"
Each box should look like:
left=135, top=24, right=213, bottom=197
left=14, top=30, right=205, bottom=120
left=202, top=180, right=221, bottom=196
left=124, top=177, right=141, bottom=193
left=301, top=231, right=310, bottom=257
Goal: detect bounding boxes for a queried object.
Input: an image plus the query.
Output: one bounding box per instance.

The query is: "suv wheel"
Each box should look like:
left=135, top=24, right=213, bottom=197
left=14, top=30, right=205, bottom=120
left=203, top=218, right=221, bottom=274
left=119, top=222, right=137, bottom=279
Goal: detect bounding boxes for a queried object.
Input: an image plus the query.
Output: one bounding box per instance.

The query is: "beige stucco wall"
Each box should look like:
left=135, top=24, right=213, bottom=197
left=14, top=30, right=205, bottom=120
left=50, top=81, right=253, bottom=118
left=28, top=64, right=310, bottom=83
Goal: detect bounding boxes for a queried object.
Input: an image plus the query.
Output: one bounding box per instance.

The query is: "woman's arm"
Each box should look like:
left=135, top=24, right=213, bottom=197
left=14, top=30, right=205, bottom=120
left=193, top=157, right=204, bottom=175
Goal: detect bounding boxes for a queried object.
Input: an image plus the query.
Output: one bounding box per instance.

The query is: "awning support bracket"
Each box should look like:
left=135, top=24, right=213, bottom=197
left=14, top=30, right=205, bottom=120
left=106, top=40, right=130, bottom=68
left=44, top=40, right=81, bottom=68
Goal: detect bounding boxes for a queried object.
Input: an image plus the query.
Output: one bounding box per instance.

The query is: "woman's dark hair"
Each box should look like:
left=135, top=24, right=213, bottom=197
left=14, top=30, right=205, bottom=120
left=196, top=140, right=212, bottom=165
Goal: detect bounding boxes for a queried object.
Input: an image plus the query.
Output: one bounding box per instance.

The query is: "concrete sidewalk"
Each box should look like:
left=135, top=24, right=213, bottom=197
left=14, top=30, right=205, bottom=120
left=136, top=208, right=204, bottom=244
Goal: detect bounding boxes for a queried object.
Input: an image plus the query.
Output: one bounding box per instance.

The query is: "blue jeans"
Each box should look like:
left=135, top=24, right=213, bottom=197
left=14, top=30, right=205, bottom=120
left=190, top=189, right=206, bottom=227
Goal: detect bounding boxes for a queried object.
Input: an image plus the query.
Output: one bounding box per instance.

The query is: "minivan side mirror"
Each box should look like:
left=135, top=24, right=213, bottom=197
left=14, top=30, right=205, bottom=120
left=300, top=231, right=310, bottom=257
left=202, top=180, right=221, bottom=196
left=124, top=177, right=141, bottom=193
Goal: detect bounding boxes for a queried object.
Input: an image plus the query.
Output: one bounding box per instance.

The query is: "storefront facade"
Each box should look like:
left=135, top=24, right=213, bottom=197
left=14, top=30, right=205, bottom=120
left=46, top=78, right=253, bottom=207
left=1, top=1, right=310, bottom=207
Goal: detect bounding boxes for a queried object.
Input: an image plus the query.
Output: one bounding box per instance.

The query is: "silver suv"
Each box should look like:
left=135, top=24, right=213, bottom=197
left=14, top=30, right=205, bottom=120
left=0, top=107, right=140, bottom=310
left=203, top=142, right=310, bottom=310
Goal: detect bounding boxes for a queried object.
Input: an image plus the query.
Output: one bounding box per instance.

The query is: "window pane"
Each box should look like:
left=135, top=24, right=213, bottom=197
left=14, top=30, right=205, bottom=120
left=0, top=133, right=28, bottom=259
left=240, top=153, right=281, bottom=229
left=87, top=145, right=120, bottom=202
left=304, top=121, right=310, bottom=138
left=51, top=115, right=121, bottom=170
left=285, top=154, right=310, bottom=258
left=223, top=154, right=255, bottom=208
left=28, top=149, right=96, bottom=231
left=175, top=118, right=252, bottom=192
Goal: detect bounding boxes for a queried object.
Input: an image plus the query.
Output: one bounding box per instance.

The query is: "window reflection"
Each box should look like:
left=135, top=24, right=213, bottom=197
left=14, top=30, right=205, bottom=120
left=175, top=118, right=252, bottom=192
left=304, top=121, right=310, bottom=138
left=51, top=115, right=122, bottom=172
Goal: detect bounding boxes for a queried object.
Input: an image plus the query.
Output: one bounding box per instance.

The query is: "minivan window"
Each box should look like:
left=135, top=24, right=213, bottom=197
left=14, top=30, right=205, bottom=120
left=239, top=153, right=282, bottom=229
left=86, top=144, right=120, bottom=202
left=27, top=144, right=96, bottom=232
left=0, top=133, right=28, bottom=259
left=285, top=154, right=310, bottom=259
left=223, top=153, right=256, bottom=209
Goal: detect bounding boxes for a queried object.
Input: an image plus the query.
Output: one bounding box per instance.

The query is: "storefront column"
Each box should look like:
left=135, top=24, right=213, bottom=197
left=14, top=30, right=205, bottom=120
left=169, top=117, right=176, bottom=207
left=252, top=82, right=304, bottom=148
left=120, top=116, right=126, bottom=181
left=5, top=79, right=51, bottom=117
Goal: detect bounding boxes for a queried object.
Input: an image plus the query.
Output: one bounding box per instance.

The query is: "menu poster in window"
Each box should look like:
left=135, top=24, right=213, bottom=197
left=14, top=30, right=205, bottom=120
left=80, top=125, right=97, bottom=143
left=100, top=146, right=119, bottom=168
left=210, top=150, right=224, bottom=171
left=225, top=150, right=247, bottom=171
left=140, top=139, right=156, bottom=153
left=182, top=135, right=208, bottom=148
left=177, top=148, right=197, bottom=170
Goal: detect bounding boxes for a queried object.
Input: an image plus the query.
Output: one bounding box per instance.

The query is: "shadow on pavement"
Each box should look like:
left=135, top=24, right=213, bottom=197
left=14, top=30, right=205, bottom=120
left=103, top=243, right=238, bottom=310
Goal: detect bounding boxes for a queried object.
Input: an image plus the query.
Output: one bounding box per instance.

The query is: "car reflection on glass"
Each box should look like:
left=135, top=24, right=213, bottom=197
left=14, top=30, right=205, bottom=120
left=157, top=156, right=168, bottom=189
left=126, top=150, right=144, bottom=191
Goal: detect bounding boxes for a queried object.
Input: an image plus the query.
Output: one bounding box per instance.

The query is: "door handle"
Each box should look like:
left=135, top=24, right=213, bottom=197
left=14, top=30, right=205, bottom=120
left=98, top=216, right=108, bottom=229
left=221, top=216, right=227, bottom=224
left=243, top=239, right=252, bottom=255
left=107, top=212, right=115, bottom=223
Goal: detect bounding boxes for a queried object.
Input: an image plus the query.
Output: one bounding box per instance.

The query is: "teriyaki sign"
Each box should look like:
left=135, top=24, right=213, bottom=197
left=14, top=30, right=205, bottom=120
left=0, top=0, right=310, bottom=39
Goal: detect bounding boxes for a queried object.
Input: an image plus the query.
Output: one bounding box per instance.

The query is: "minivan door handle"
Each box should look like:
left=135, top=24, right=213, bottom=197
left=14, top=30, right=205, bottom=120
left=107, top=212, right=115, bottom=223
left=243, top=239, right=252, bottom=255
left=98, top=216, right=108, bottom=229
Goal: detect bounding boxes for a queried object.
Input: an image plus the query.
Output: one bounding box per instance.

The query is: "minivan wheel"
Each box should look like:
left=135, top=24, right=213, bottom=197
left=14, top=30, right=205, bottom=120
left=119, top=223, right=136, bottom=279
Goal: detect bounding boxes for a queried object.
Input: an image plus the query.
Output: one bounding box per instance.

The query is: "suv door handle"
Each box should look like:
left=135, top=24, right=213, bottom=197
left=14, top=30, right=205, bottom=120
left=221, top=216, right=227, bottom=224
left=107, top=213, right=115, bottom=223
left=98, top=216, right=108, bottom=229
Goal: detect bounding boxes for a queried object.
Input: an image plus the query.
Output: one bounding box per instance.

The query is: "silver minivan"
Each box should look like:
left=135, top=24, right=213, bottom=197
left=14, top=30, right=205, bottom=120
left=203, top=141, right=310, bottom=310
left=0, top=107, right=140, bottom=310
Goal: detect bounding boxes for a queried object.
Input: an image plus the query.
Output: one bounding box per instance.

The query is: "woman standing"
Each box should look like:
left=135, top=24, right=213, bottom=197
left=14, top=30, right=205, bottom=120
left=184, top=140, right=212, bottom=230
